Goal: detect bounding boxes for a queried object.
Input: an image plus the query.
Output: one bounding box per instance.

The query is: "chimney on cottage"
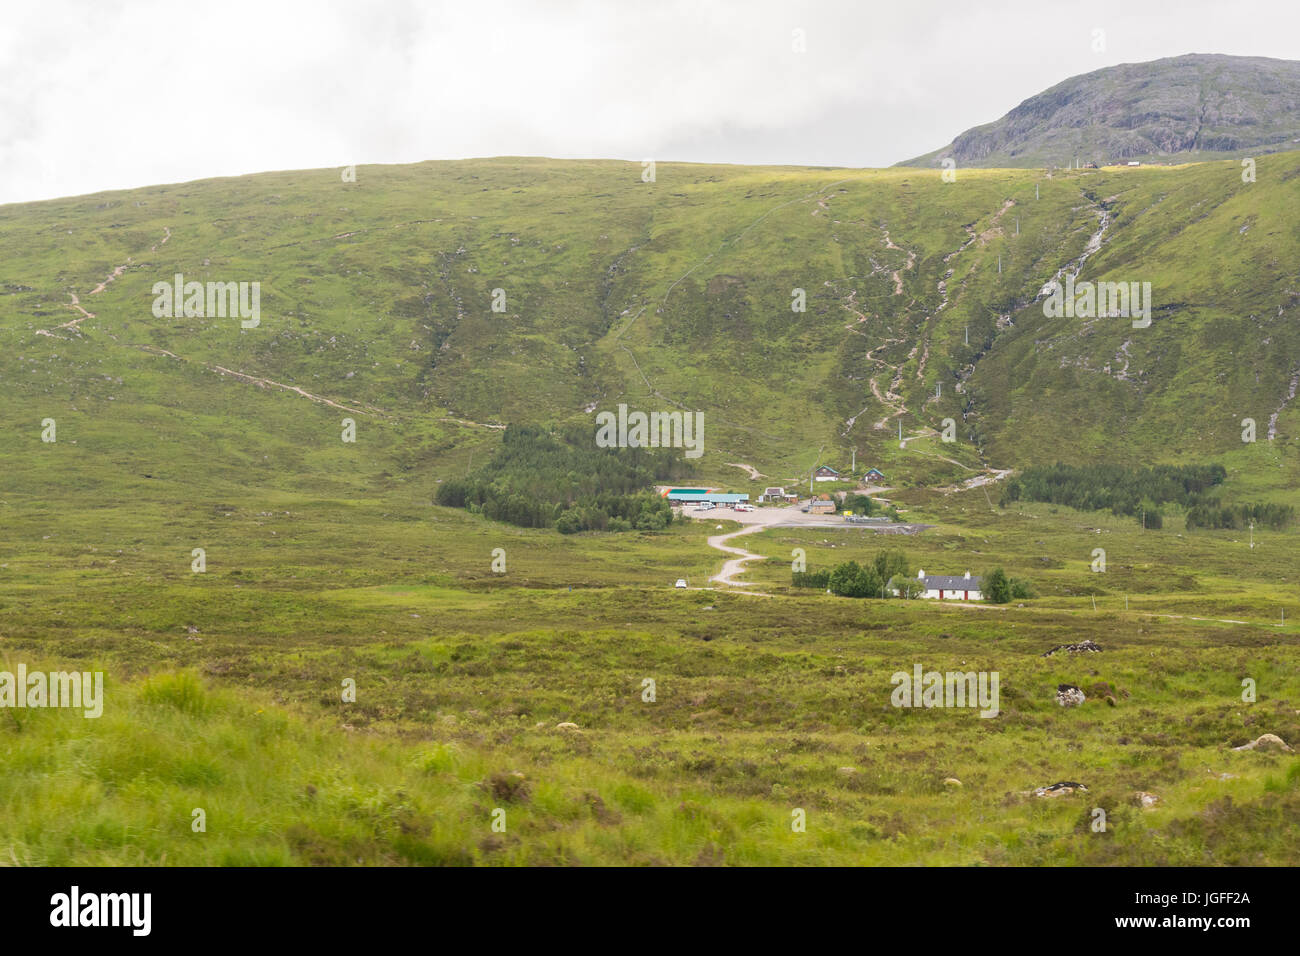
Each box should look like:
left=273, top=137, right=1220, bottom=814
left=917, top=569, right=925, bottom=579
left=964, top=570, right=971, bottom=579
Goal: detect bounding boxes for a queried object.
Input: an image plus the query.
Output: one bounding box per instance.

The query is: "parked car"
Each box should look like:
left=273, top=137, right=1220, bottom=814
left=674, top=579, right=688, bottom=588
left=735, top=503, right=755, bottom=512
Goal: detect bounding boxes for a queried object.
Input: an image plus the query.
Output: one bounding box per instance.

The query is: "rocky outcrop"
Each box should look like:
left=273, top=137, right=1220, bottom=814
left=1232, top=733, right=1293, bottom=753
left=899, top=54, right=1300, bottom=168
left=1057, top=684, right=1087, bottom=707
left=1043, top=640, right=1102, bottom=657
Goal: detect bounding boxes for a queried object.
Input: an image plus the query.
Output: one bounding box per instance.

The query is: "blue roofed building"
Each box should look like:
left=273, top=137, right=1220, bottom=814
left=666, top=492, right=750, bottom=504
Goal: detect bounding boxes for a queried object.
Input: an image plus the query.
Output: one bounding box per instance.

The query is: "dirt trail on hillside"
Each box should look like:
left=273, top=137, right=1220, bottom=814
left=879, top=227, right=916, bottom=295
left=931, top=466, right=1013, bottom=492
left=978, top=199, right=1016, bottom=243
left=38, top=227, right=172, bottom=338
left=40, top=293, right=96, bottom=338
left=842, top=216, right=981, bottom=435
left=836, top=211, right=1020, bottom=494
left=90, top=262, right=131, bottom=296
left=135, top=345, right=390, bottom=418
left=209, top=364, right=389, bottom=416
left=441, top=416, right=506, bottom=430
left=726, top=462, right=765, bottom=480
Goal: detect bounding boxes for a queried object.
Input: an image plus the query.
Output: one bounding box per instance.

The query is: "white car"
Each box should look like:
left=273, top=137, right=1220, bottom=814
left=675, top=579, right=688, bottom=588
left=735, top=503, right=755, bottom=512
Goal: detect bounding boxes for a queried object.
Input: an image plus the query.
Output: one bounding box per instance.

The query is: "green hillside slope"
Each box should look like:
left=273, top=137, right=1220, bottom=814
left=3, top=155, right=1300, bottom=866
left=3, top=154, right=1298, bottom=498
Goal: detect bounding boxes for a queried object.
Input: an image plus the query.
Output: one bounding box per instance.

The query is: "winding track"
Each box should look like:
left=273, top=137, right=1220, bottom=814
left=707, top=523, right=769, bottom=587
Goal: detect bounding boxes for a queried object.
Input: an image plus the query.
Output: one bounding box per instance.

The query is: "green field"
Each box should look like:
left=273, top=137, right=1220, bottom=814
left=1, top=156, right=1297, bottom=865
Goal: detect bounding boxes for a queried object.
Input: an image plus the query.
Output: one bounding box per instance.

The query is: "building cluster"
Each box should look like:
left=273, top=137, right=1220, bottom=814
left=660, top=463, right=888, bottom=515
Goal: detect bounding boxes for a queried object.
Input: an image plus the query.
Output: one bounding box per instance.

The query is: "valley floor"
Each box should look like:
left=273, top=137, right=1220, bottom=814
left=2, top=481, right=1297, bottom=866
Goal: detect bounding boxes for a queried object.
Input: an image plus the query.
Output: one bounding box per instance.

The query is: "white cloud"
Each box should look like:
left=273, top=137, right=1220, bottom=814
left=2, top=0, right=1298, bottom=203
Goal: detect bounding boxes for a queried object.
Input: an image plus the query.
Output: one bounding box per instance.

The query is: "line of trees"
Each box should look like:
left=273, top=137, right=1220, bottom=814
left=1001, top=461, right=1291, bottom=532
left=1185, top=500, right=1294, bottom=531
left=435, top=423, right=687, bottom=533
left=1001, top=462, right=1227, bottom=527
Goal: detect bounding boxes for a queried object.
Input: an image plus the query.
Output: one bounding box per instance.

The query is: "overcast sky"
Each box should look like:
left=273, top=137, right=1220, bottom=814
left=2, top=0, right=1298, bottom=204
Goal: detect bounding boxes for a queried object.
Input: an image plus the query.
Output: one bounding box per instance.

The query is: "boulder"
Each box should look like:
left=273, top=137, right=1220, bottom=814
left=1232, top=733, right=1293, bottom=753
left=1033, top=781, right=1088, bottom=797
left=1057, top=684, right=1086, bottom=707
left=1135, top=791, right=1159, bottom=808
left=1043, top=640, right=1103, bottom=657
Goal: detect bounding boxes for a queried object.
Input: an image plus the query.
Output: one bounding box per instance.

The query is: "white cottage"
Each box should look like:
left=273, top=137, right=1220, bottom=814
left=907, top=569, right=983, bottom=601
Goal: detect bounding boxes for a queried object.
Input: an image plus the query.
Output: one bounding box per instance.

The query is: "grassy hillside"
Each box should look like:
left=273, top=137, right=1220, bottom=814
left=4, top=154, right=1299, bottom=491
left=1, top=154, right=1298, bottom=866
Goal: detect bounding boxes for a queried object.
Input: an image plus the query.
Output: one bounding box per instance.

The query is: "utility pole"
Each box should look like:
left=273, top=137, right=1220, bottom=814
left=1250, top=520, right=1255, bottom=549
left=1036, top=183, right=1039, bottom=200
left=965, top=326, right=969, bottom=346
left=1015, top=218, right=1019, bottom=236
left=936, top=382, right=941, bottom=399
left=851, top=448, right=856, bottom=474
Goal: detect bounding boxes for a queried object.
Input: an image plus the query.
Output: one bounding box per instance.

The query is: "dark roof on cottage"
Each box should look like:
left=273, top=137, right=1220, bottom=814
left=922, top=575, right=983, bottom=589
